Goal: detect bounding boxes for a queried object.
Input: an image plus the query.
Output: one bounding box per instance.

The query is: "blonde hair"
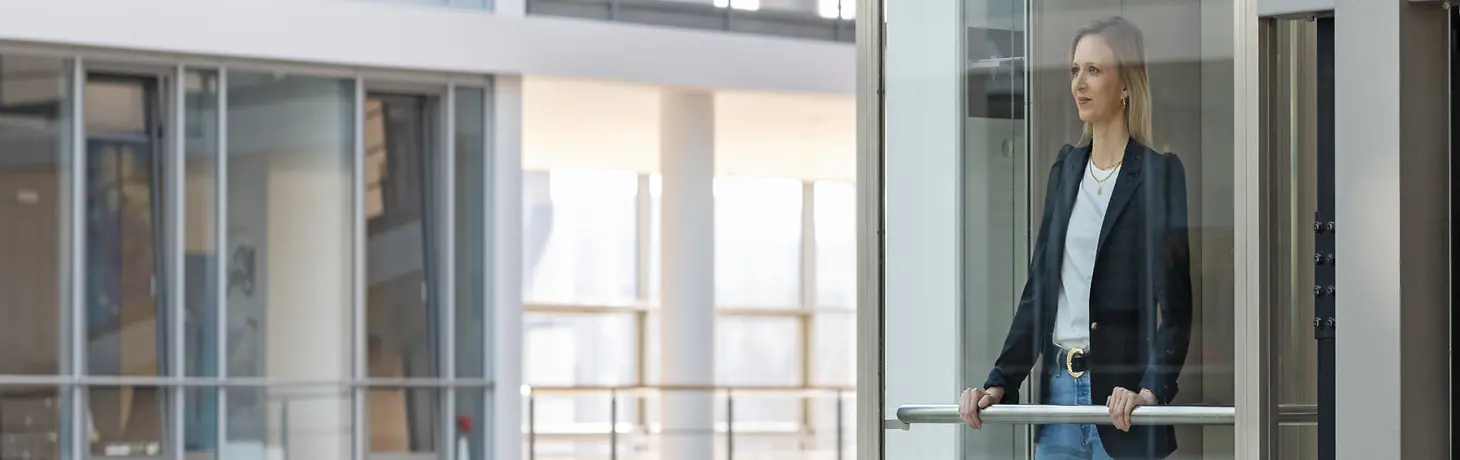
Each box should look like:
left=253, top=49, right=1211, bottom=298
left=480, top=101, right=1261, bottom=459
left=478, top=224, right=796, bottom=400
left=1072, top=16, right=1154, bottom=148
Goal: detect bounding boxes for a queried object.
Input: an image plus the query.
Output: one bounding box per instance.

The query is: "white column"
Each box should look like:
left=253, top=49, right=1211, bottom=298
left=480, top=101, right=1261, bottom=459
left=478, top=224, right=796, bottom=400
left=1333, top=2, right=1449, bottom=459
left=881, top=0, right=963, bottom=458
left=226, top=81, right=355, bottom=460
left=489, top=75, right=525, bottom=460
left=658, top=89, right=716, bottom=460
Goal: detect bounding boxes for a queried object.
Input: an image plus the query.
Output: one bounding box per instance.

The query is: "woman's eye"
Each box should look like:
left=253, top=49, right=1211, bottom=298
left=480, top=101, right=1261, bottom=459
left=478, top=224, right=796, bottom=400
left=1087, top=66, right=1100, bottom=75
left=1070, top=66, right=1079, bottom=76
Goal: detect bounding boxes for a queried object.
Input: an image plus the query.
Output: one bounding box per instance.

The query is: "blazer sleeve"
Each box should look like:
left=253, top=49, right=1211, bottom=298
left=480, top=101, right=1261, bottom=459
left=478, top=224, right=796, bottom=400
left=1139, top=154, right=1195, bottom=405
left=983, top=146, right=1068, bottom=403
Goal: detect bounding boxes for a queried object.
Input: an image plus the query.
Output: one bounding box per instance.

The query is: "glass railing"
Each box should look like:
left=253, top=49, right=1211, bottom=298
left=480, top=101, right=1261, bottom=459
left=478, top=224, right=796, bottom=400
left=524, top=0, right=855, bottom=43
left=523, top=385, right=855, bottom=460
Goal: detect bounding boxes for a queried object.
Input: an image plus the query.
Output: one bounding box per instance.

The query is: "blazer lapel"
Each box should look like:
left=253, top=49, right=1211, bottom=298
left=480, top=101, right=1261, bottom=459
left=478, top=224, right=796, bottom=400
left=1095, top=140, right=1144, bottom=255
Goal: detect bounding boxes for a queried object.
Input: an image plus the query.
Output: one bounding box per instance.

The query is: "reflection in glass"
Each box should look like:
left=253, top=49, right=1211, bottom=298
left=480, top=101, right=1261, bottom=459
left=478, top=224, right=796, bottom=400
left=84, top=76, right=167, bottom=377
left=0, top=55, right=69, bottom=376
left=368, top=388, right=438, bottom=453
left=225, top=388, right=352, bottom=460
left=224, top=72, right=354, bottom=381
left=183, top=69, right=221, bottom=453
left=454, top=87, right=487, bottom=380
left=714, top=177, right=802, bottom=307
left=522, top=170, right=637, bottom=305
left=0, top=386, right=63, bottom=460
left=364, top=94, right=441, bottom=379
left=453, top=388, right=487, bottom=460
left=88, top=387, right=167, bottom=456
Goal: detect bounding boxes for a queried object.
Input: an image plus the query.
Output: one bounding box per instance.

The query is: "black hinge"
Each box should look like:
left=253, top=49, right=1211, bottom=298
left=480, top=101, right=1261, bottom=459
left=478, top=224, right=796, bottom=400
left=1313, top=316, right=1336, bottom=341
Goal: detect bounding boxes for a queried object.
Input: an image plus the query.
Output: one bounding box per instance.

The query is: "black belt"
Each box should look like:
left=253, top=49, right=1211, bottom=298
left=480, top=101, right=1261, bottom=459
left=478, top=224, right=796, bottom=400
left=1058, top=347, right=1090, bottom=378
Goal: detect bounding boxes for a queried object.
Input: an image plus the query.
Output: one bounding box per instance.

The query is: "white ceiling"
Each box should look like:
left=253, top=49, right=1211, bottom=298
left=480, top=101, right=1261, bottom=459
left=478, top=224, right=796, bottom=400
left=523, top=76, right=856, bottom=182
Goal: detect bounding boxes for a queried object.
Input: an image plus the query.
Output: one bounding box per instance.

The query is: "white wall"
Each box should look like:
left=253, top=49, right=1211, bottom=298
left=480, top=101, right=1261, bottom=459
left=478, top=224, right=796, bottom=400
left=521, top=77, right=855, bottom=180
left=0, top=0, right=854, bottom=95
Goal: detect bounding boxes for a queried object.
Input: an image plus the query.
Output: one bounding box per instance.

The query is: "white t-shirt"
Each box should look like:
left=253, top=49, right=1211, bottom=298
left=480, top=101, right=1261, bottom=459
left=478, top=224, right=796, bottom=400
left=1053, top=159, right=1121, bottom=350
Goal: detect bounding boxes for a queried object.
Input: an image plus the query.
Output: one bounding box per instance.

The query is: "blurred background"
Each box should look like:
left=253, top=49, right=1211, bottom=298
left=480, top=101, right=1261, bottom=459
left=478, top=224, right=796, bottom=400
left=0, top=1, right=857, bottom=459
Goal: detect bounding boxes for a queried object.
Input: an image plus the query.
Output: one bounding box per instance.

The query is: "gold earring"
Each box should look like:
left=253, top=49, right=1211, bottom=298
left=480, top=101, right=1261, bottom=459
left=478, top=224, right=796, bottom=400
left=1122, top=96, right=1128, bottom=110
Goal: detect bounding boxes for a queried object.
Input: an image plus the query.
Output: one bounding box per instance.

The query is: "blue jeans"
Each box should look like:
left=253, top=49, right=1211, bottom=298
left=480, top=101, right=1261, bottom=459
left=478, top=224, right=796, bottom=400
left=1036, top=370, right=1114, bottom=460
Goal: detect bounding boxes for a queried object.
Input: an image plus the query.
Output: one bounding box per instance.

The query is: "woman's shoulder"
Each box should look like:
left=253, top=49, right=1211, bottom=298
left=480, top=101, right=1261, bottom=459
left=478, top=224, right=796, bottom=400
left=1136, top=143, right=1187, bottom=177
left=1053, top=143, right=1080, bottom=166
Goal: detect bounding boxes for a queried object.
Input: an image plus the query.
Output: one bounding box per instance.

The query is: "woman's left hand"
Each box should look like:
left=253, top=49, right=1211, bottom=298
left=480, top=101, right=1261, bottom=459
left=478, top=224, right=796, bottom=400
left=1106, top=387, right=1157, bottom=432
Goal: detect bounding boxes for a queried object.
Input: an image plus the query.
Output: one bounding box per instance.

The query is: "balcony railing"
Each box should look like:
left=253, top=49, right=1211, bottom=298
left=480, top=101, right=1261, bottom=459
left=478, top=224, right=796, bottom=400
left=525, top=0, right=856, bottom=43
left=524, top=385, right=855, bottom=460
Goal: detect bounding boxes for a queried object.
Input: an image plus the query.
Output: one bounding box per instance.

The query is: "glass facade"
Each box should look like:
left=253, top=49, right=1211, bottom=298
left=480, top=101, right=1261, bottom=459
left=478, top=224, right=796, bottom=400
left=520, top=169, right=857, bottom=459
left=0, top=55, right=493, bottom=460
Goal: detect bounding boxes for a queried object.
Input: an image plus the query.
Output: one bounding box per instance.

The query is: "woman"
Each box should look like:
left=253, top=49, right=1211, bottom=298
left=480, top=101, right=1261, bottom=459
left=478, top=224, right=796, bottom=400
left=956, top=16, right=1193, bottom=460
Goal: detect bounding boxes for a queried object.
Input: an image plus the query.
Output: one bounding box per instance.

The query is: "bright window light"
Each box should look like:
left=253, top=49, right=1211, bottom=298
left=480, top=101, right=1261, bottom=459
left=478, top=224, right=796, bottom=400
left=713, top=0, right=760, bottom=11
left=817, top=0, right=854, bottom=19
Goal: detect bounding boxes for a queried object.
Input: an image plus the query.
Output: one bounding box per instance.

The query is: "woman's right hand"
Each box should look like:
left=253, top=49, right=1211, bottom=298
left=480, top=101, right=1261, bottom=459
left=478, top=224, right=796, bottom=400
left=958, top=386, right=1004, bottom=429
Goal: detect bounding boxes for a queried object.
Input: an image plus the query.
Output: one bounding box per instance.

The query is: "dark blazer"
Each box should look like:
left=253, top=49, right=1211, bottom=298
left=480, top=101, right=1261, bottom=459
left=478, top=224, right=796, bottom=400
left=982, top=139, right=1194, bottom=459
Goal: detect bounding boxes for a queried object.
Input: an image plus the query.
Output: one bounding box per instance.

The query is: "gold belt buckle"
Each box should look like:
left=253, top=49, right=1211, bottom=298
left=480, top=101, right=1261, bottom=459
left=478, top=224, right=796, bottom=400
left=1065, top=347, right=1086, bottom=378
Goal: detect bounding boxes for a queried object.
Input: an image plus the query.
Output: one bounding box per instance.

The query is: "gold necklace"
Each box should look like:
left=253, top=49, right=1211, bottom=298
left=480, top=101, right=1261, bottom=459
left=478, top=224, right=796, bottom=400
left=1088, top=159, right=1122, bottom=195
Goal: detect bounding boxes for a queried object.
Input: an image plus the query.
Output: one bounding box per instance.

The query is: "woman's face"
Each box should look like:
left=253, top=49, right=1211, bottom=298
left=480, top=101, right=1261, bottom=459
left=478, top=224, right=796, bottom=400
left=1070, top=35, right=1125, bottom=125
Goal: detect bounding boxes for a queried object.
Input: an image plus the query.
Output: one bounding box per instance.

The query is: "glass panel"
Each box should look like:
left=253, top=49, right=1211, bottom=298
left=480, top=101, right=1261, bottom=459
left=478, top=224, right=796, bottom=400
left=813, top=181, right=855, bottom=310
left=185, top=387, right=219, bottom=455
left=184, top=70, right=220, bottom=379
left=224, top=72, right=354, bottom=380
left=0, top=386, right=63, bottom=460
left=364, top=93, right=441, bottom=379
left=0, top=55, right=69, bottom=376
left=522, top=170, right=637, bottom=305
left=87, top=386, right=167, bottom=457
left=525, top=390, right=634, bottom=460
left=225, top=387, right=352, bottom=460
left=453, top=388, right=487, bottom=460
left=882, top=1, right=1236, bottom=459
left=715, top=316, right=799, bottom=386
left=523, top=313, right=637, bottom=387
left=84, top=76, right=167, bottom=377
left=367, top=388, right=438, bottom=453
left=715, top=316, right=800, bottom=440
left=1023, top=8, right=1236, bottom=459
left=183, top=69, right=221, bottom=455
left=713, top=177, right=802, bottom=308
left=454, top=86, right=487, bottom=380
left=811, top=312, right=853, bottom=386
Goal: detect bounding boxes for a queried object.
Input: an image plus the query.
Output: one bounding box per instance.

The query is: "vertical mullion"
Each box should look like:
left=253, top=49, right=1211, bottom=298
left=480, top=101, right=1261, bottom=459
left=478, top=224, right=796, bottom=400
left=442, top=84, right=459, bottom=460
left=67, top=56, right=89, bottom=460
left=479, top=84, right=495, bottom=460
left=636, top=174, right=652, bottom=302
left=169, top=63, right=188, bottom=460
left=215, top=67, right=231, bottom=460
left=634, top=174, right=651, bottom=435
left=352, top=76, right=368, bottom=460
left=798, top=182, right=816, bottom=433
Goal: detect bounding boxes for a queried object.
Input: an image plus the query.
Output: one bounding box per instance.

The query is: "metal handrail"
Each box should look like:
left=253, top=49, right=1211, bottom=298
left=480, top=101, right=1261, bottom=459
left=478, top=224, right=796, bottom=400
left=895, top=404, right=1236, bottom=427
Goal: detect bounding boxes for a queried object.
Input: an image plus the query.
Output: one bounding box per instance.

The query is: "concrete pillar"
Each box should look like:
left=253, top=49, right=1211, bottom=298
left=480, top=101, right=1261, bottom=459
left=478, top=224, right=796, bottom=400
left=225, top=76, right=355, bottom=460
left=1333, top=1, right=1449, bottom=459
left=488, top=75, right=525, bottom=460
left=658, top=89, right=716, bottom=460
